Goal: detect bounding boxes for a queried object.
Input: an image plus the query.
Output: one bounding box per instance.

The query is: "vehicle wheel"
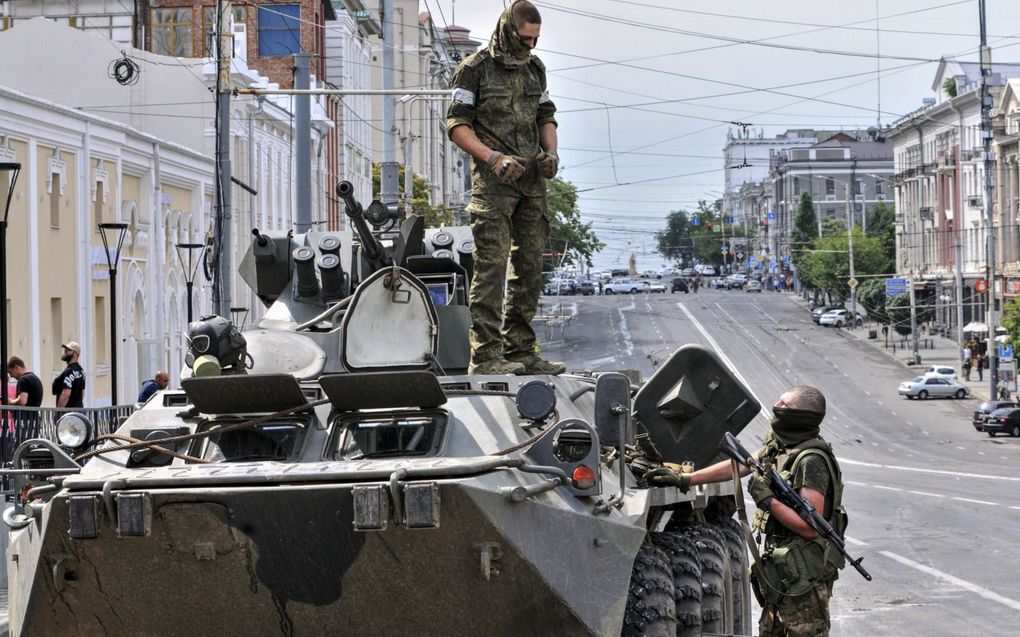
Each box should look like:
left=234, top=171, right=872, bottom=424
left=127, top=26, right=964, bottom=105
left=605, top=289, right=614, bottom=295
left=712, top=519, right=752, bottom=635
left=622, top=543, right=676, bottom=637
left=836, top=320, right=844, bottom=328
left=918, top=390, right=929, bottom=400
left=988, top=431, right=996, bottom=437
left=674, top=524, right=729, bottom=635
left=650, top=532, right=703, bottom=637
left=630, top=288, right=639, bottom=294
left=956, top=389, right=966, bottom=399
left=1012, top=424, right=1020, bottom=437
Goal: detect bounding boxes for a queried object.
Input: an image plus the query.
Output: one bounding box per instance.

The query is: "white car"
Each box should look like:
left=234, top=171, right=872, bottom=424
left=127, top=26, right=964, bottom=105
left=602, top=278, right=643, bottom=295
left=818, top=309, right=863, bottom=327
left=641, top=281, right=667, bottom=294
left=898, top=376, right=969, bottom=400
left=745, top=280, right=763, bottom=293
left=922, top=365, right=958, bottom=380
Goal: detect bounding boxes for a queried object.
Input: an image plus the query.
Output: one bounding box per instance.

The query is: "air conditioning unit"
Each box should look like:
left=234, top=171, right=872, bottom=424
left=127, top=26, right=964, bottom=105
left=876, top=194, right=887, bottom=201
left=855, top=194, right=864, bottom=201
left=968, top=196, right=982, bottom=207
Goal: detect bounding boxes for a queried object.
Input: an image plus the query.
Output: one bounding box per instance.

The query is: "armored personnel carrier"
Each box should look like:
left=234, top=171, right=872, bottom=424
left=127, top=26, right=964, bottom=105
left=2, top=182, right=758, bottom=636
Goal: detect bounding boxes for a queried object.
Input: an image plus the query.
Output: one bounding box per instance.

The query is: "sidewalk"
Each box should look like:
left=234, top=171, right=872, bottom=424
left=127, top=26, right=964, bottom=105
left=788, top=295, right=995, bottom=402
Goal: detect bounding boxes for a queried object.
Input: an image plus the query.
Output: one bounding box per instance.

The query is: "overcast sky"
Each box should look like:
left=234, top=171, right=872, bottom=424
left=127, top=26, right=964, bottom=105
left=426, top=0, right=1020, bottom=270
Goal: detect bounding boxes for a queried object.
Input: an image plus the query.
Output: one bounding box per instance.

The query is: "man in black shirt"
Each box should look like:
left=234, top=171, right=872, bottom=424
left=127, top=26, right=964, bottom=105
left=54, top=342, right=85, bottom=408
left=7, top=356, right=43, bottom=407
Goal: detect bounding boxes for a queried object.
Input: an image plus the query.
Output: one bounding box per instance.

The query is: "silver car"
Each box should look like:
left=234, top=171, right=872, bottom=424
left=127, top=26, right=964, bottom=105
left=898, top=376, right=970, bottom=400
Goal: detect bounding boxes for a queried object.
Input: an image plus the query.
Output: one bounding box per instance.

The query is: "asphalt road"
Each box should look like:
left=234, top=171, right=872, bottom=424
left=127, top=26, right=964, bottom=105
left=539, top=286, right=1020, bottom=636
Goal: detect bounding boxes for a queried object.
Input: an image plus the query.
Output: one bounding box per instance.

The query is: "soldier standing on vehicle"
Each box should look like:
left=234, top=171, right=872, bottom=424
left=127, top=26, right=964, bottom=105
left=446, top=0, right=564, bottom=376
left=688, top=386, right=847, bottom=636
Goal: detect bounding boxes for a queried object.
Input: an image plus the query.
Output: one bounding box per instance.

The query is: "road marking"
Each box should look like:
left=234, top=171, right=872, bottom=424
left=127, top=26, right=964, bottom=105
left=906, top=489, right=945, bottom=498
left=950, top=496, right=997, bottom=506
left=586, top=356, right=616, bottom=367
left=842, top=458, right=1020, bottom=481
left=844, top=536, right=868, bottom=547
left=872, top=485, right=903, bottom=492
left=879, top=551, right=1020, bottom=612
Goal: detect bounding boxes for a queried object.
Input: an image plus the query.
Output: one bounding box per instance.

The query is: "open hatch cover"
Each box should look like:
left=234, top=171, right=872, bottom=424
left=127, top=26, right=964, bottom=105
left=182, top=374, right=309, bottom=414
left=320, top=371, right=447, bottom=411
left=633, top=344, right=761, bottom=469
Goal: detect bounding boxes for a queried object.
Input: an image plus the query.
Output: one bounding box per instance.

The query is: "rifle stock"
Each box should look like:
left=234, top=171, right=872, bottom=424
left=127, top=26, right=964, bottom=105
left=718, top=432, right=873, bottom=582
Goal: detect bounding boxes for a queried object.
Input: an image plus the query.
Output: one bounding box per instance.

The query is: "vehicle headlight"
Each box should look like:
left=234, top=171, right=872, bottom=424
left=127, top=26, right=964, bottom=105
left=56, top=413, right=93, bottom=449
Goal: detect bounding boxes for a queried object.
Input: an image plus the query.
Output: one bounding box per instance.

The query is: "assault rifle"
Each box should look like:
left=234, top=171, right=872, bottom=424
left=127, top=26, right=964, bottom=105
left=719, top=432, right=873, bottom=581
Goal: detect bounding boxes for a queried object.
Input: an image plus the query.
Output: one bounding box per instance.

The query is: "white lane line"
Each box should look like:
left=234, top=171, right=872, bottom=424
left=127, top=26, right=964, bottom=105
left=677, top=302, right=768, bottom=422
left=586, top=355, right=617, bottom=367
left=879, top=551, right=1020, bottom=612
left=844, top=536, right=868, bottom=547
left=872, top=485, right=903, bottom=492
left=906, top=489, right=945, bottom=498
left=842, top=458, right=1020, bottom=481
left=950, top=496, right=997, bottom=506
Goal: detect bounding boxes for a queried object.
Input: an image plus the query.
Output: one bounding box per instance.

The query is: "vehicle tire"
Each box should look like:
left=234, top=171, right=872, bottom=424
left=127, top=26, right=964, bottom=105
left=622, top=543, right=676, bottom=637
left=956, top=389, right=966, bottom=399
left=630, top=288, right=639, bottom=294
left=605, top=289, right=615, bottom=295
left=674, top=524, right=729, bottom=635
left=988, top=431, right=996, bottom=437
left=650, top=532, right=703, bottom=637
left=918, top=390, right=929, bottom=400
left=836, top=320, right=844, bottom=328
left=1012, top=424, right=1020, bottom=437
left=712, top=519, right=752, bottom=636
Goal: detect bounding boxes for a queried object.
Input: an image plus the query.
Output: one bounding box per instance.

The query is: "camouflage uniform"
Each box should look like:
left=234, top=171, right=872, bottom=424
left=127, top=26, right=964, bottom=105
left=446, top=5, right=556, bottom=368
left=752, top=434, right=845, bottom=637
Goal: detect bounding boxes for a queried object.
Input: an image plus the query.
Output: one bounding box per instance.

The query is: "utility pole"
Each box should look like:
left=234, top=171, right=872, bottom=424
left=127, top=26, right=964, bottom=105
left=846, top=183, right=857, bottom=329
left=956, top=235, right=965, bottom=371
left=979, top=0, right=998, bottom=397
left=213, top=0, right=233, bottom=319
left=380, top=0, right=400, bottom=211
left=294, top=54, right=311, bottom=233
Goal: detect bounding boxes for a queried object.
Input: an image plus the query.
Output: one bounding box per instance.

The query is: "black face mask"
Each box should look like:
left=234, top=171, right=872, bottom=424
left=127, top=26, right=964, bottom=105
left=770, top=407, right=824, bottom=447
left=61, top=353, right=72, bottom=363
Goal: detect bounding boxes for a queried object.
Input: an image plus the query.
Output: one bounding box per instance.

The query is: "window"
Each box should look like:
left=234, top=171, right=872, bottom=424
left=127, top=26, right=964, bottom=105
left=203, top=6, right=247, bottom=56
left=854, top=180, right=863, bottom=196
left=258, top=4, right=300, bottom=57
left=49, top=172, right=61, bottom=227
left=875, top=181, right=884, bottom=196
left=151, top=8, right=193, bottom=57
left=93, top=180, right=104, bottom=232
left=50, top=298, right=62, bottom=371
left=95, top=296, right=107, bottom=365
left=825, top=178, right=835, bottom=196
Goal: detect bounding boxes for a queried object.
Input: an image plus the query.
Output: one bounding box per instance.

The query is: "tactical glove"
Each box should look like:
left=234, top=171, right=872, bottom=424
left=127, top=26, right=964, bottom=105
left=487, top=151, right=527, bottom=184
left=643, top=462, right=692, bottom=492
left=747, top=472, right=774, bottom=510
left=536, top=151, right=559, bottom=179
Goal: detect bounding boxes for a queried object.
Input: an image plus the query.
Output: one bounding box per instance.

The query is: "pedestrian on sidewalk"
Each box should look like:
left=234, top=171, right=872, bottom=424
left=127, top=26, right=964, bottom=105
left=963, top=356, right=972, bottom=382
left=963, top=344, right=972, bottom=367
left=978, top=353, right=987, bottom=382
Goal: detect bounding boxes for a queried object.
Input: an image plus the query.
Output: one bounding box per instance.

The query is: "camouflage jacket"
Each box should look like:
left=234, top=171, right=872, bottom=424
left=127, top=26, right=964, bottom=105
left=446, top=49, right=557, bottom=198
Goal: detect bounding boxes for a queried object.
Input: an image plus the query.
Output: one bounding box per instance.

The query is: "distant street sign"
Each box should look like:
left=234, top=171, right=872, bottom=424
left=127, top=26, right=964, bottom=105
left=1000, top=343, right=1013, bottom=362
left=691, top=217, right=700, bottom=226
left=885, top=277, right=908, bottom=297
left=736, top=251, right=745, bottom=260
left=848, top=277, right=859, bottom=289
left=976, top=278, right=989, bottom=293
left=767, top=211, right=776, bottom=220
left=726, top=216, right=735, bottom=224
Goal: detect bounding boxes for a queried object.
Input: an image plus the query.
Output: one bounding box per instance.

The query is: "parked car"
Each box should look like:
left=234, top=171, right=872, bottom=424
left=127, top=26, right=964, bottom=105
left=681, top=268, right=696, bottom=276
left=922, top=365, right=958, bottom=380
left=671, top=277, right=690, bottom=293
left=745, top=280, right=763, bottom=293
left=811, top=305, right=845, bottom=324
left=576, top=281, right=596, bottom=296
left=898, top=376, right=970, bottom=400
left=543, top=280, right=575, bottom=295
left=641, top=281, right=667, bottom=293
left=603, top=278, right=642, bottom=295
left=982, top=407, right=1020, bottom=437
left=971, top=400, right=1018, bottom=431
left=818, top=309, right=864, bottom=327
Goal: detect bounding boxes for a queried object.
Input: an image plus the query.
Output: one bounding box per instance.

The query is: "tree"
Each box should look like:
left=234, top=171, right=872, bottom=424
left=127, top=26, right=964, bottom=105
left=790, top=192, right=818, bottom=286
left=1001, top=296, right=1020, bottom=347
left=546, top=177, right=605, bottom=267
left=866, top=202, right=896, bottom=275
left=857, top=278, right=890, bottom=325
left=656, top=210, right=693, bottom=263
left=796, top=228, right=889, bottom=300
left=372, top=164, right=453, bottom=227
left=887, top=293, right=932, bottom=336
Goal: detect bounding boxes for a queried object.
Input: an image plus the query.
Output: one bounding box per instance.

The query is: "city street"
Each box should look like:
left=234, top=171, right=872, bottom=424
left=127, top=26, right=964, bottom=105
left=539, top=287, right=1020, bottom=636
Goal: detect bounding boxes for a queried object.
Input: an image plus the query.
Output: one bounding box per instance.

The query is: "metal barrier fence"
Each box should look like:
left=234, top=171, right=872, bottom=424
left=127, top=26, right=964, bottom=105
left=0, top=405, right=134, bottom=490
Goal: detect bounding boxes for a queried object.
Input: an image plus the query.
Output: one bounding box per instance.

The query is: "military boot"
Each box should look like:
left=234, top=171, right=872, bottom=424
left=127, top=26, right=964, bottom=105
left=505, top=354, right=566, bottom=375
left=469, top=357, right=526, bottom=375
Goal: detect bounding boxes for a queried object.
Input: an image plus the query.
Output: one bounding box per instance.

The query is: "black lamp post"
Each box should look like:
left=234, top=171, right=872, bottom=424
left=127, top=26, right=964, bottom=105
left=98, top=222, right=129, bottom=406
left=0, top=162, right=21, bottom=407
left=175, top=242, right=205, bottom=323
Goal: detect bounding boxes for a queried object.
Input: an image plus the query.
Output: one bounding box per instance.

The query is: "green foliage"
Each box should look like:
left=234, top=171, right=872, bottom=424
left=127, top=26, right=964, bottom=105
left=790, top=192, right=817, bottom=281
left=1001, top=296, right=1020, bottom=346
left=866, top=202, right=896, bottom=274
left=372, top=164, right=453, bottom=227
left=546, top=177, right=605, bottom=267
left=655, top=200, right=749, bottom=267
left=887, top=293, right=933, bottom=336
left=656, top=209, right=693, bottom=263
left=795, top=228, right=889, bottom=298
left=942, top=76, right=958, bottom=98
left=857, top=278, right=889, bottom=325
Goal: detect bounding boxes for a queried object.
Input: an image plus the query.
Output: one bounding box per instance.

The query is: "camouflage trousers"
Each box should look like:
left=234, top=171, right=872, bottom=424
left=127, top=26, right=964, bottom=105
left=467, top=191, right=549, bottom=364
left=759, top=580, right=832, bottom=637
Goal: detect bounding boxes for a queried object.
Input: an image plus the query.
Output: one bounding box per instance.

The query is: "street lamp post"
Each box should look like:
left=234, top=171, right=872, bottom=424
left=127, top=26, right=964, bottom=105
left=98, top=223, right=129, bottom=406
left=0, top=162, right=21, bottom=407
left=175, top=242, right=206, bottom=323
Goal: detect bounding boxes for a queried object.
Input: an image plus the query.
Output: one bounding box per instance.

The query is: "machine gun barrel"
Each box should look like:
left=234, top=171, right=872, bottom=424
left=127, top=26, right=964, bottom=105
left=336, top=181, right=387, bottom=267
left=718, top=432, right=873, bottom=582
